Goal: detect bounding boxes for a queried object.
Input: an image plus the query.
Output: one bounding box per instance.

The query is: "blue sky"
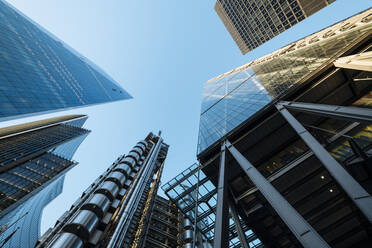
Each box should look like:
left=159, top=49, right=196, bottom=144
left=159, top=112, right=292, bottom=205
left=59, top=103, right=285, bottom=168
left=3, top=0, right=371, bottom=234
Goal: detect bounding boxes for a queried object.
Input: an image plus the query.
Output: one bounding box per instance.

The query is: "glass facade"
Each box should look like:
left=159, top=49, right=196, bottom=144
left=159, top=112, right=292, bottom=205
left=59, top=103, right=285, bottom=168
left=215, top=0, right=334, bottom=54
left=0, top=115, right=89, bottom=247
left=0, top=0, right=131, bottom=122
left=198, top=10, right=372, bottom=153
left=162, top=163, right=262, bottom=247
left=0, top=175, right=64, bottom=248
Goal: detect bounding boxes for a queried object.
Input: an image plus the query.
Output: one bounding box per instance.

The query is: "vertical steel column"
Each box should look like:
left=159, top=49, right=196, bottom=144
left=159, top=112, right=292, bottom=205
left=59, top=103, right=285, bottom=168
left=213, top=142, right=230, bottom=248
left=229, top=199, right=249, bottom=248
left=225, top=140, right=330, bottom=248
left=192, top=164, right=201, bottom=248
left=276, top=104, right=372, bottom=223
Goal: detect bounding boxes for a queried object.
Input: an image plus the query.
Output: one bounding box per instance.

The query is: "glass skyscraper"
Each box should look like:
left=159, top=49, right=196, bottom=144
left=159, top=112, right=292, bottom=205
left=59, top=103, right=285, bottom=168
left=197, top=8, right=372, bottom=248
left=0, top=0, right=132, bottom=122
left=0, top=176, right=64, bottom=248
left=198, top=8, right=372, bottom=154
left=215, top=0, right=336, bottom=54
left=0, top=115, right=90, bottom=248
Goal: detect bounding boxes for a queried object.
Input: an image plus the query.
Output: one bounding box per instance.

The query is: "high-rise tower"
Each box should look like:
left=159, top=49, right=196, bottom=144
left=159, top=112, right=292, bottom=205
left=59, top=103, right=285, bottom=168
left=197, top=9, right=372, bottom=248
left=0, top=0, right=132, bottom=122
left=215, top=0, right=335, bottom=54
left=36, top=133, right=181, bottom=248
left=0, top=115, right=90, bottom=248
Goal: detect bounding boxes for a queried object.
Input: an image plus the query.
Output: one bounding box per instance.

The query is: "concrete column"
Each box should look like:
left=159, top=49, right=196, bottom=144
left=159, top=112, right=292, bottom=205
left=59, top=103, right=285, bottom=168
left=276, top=103, right=372, bottom=223
left=225, top=140, right=330, bottom=248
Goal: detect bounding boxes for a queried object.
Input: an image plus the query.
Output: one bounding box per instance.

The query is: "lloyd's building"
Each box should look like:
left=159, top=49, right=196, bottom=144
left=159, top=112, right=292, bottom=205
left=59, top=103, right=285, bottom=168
left=164, top=8, right=372, bottom=248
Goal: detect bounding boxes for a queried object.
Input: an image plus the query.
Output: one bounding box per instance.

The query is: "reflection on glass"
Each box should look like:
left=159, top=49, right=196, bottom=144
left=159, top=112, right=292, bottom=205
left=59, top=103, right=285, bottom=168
left=0, top=2, right=131, bottom=121
left=198, top=22, right=372, bottom=154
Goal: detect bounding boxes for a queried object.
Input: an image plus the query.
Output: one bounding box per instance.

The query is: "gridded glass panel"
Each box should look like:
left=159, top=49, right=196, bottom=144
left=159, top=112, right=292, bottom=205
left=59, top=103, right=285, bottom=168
left=162, top=163, right=262, bottom=247
left=0, top=1, right=131, bottom=121
left=0, top=123, right=89, bottom=168
left=0, top=175, right=64, bottom=248
left=0, top=152, right=73, bottom=211
left=216, top=0, right=310, bottom=52
left=198, top=22, right=372, bottom=153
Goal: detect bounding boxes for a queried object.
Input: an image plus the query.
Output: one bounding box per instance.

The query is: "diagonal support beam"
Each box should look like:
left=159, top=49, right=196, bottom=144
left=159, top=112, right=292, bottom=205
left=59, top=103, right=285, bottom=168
left=279, top=101, right=372, bottom=124
left=225, top=140, right=330, bottom=248
left=276, top=103, right=372, bottom=223
left=334, top=51, right=372, bottom=72
left=229, top=198, right=249, bottom=248
left=213, top=142, right=230, bottom=248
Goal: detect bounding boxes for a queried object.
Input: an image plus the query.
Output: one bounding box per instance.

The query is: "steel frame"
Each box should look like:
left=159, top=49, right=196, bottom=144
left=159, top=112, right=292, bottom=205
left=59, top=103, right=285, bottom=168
left=224, top=140, right=330, bottom=248
left=276, top=102, right=372, bottom=223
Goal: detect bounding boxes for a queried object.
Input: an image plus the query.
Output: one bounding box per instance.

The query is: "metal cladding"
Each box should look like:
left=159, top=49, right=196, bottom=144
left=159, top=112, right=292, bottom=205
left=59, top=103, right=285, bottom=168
left=39, top=135, right=158, bottom=248
left=127, top=150, right=140, bottom=162
left=81, top=193, right=111, bottom=218
left=105, top=171, right=126, bottom=187
left=182, top=230, right=193, bottom=241
left=120, top=156, right=137, bottom=170
left=49, top=233, right=83, bottom=248
left=183, top=243, right=193, bottom=248
left=183, top=218, right=193, bottom=229
left=181, top=218, right=193, bottom=246
left=95, top=181, right=120, bottom=201
left=62, top=210, right=99, bottom=241
left=115, top=163, right=132, bottom=177
left=135, top=142, right=146, bottom=153
left=132, top=146, right=143, bottom=156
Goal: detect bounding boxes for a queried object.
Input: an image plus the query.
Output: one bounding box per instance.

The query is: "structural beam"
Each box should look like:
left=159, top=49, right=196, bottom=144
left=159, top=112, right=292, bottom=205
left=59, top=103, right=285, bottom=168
left=334, top=51, right=372, bottom=72
left=225, top=140, right=330, bottom=248
left=229, top=198, right=249, bottom=248
left=192, top=164, right=201, bottom=248
left=276, top=104, right=372, bottom=223
left=213, top=142, right=230, bottom=248
left=278, top=101, right=372, bottom=124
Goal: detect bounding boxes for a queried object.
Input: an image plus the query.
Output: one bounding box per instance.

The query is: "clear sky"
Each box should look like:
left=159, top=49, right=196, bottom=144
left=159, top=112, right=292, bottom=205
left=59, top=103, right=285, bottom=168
left=3, top=0, right=371, bottom=234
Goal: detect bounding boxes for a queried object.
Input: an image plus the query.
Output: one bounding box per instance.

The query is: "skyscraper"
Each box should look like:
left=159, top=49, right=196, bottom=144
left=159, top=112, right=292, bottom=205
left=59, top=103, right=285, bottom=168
left=36, top=133, right=182, bottom=248
left=198, top=9, right=372, bottom=247
left=0, top=115, right=90, bottom=248
left=215, top=0, right=335, bottom=54
left=0, top=0, right=132, bottom=122
left=0, top=176, right=64, bottom=248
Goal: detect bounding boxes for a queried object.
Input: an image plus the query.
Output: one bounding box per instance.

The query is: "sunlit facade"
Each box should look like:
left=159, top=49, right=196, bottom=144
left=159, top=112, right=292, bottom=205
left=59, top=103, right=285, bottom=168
left=197, top=9, right=372, bottom=248
left=215, top=0, right=336, bottom=54
left=0, top=0, right=131, bottom=122
left=199, top=8, right=372, bottom=154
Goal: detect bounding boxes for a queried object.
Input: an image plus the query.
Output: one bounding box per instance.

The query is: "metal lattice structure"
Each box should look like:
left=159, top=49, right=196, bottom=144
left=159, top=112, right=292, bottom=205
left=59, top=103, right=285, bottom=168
left=162, top=163, right=263, bottom=248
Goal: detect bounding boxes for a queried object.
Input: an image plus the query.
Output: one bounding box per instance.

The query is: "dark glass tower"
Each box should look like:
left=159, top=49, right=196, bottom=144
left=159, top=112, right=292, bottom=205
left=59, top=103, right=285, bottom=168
left=0, top=115, right=90, bottom=248
left=215, top=0, right=336, bottom=54
left=36, top=133, right=178, bottom=248
left=0, top=0, right=132, bottom=122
